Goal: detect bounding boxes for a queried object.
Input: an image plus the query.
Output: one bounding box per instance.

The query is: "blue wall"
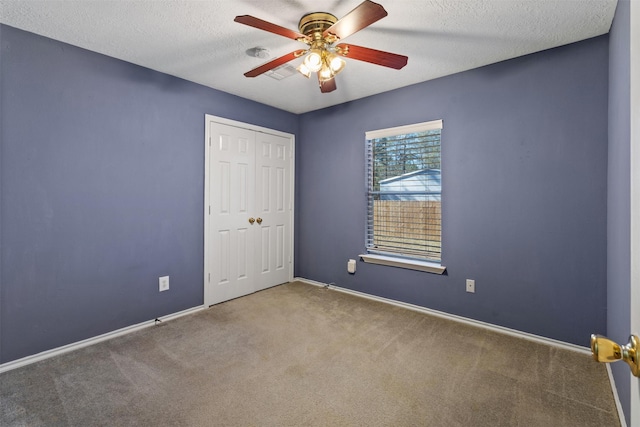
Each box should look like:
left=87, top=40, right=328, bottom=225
left=607, top=0, right=631, bottom=423
left=296, top=36, right=609, bottom=347
left=0, top=22, right=615, bottom=366
left=0, top=25, right=298, bottom=363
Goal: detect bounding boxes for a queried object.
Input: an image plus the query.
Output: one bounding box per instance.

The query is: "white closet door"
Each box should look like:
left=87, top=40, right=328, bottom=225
left=205, top=118, right=293, bottom=306
left=207, top=122, right=256, bottom=305
left=254, top=131, right=292, bottom=292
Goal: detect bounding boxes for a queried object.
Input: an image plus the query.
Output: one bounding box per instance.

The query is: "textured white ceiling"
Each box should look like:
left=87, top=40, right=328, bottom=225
left=0, top=0, right=617, bottom=114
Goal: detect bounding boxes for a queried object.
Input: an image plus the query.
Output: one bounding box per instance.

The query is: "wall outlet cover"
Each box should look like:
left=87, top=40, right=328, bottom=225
left=466, top=279, right=475, bottom=293
left=159, top=276, right=170, bottom=292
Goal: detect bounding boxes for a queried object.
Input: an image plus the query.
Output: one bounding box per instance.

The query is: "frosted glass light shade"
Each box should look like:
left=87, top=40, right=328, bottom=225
left=304, top=49, right=323, bottom=72
left=318, top=65, right=333, bottom=82
left=297, top=63, right=311, bottom=78
left=327, top=53, right=346, bottom=74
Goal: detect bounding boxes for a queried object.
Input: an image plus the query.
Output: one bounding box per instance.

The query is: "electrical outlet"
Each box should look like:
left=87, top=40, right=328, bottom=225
left=159, top=276, right=170, bottom=292
left=466, top=279, right=475, bottom=293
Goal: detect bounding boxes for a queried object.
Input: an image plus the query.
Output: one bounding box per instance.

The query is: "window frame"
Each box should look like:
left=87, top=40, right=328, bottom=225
left=360, top=119, right=445, bottom=274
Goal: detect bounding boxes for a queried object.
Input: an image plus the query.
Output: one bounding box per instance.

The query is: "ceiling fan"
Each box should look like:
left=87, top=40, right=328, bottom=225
left=234, top=0, right=408, bottom=93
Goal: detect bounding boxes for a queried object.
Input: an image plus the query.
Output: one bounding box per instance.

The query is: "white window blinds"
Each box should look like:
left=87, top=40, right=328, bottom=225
left=366, top=120, right=442, bottom=261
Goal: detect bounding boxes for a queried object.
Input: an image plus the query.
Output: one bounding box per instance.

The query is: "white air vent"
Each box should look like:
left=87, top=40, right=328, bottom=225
left=266, top=64, right=298, bottom=80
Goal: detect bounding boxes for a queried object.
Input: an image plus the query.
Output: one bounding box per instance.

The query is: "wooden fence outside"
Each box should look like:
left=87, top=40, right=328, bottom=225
left=372, top=200, right=441, bottom=258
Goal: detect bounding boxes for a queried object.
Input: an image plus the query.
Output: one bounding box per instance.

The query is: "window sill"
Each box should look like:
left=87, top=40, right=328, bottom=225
left=359, top=254, right=446, bottom=274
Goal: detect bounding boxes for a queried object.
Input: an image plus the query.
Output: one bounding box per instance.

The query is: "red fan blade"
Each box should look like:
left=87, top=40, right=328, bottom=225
left=318, top=76, right=337, bottom=93
left=323, top=1, right=387, bottom=40
left=235, top=15, right=309, bottom=42
left=336, top=43, right=407, bottom=69
left=244, top=50, right=306, bottom=78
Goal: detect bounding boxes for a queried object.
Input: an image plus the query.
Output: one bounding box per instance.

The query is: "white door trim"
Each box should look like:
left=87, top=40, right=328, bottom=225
left=204, top=115, right=295, bottom=307
left=629, top=0, right=639, bottom=424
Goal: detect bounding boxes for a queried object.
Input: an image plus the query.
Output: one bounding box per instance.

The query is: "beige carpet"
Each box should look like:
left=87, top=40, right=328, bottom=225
left=1, top=281, right=620, bottom=426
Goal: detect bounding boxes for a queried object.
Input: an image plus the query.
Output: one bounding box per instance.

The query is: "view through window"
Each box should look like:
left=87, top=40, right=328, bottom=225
left=366, top=120, right=443, bottom=262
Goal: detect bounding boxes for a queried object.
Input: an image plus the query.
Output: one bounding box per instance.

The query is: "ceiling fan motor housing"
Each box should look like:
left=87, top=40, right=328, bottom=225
left=298, top=12, right=338, bottom=41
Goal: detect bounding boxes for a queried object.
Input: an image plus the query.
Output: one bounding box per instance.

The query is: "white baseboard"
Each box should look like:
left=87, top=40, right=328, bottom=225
left=0, top=305, right=206, bottom=374
left=295, top=277, right=590, bottom=355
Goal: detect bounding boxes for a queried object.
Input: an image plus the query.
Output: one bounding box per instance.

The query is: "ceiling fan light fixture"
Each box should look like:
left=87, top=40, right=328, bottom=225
left=326, top=52, right=346, bottom=74
left=304, top=49, right=323, bottom=72
left=297, top=62, right=312, bottom=78
left=318, top=65, right=334, bottom=82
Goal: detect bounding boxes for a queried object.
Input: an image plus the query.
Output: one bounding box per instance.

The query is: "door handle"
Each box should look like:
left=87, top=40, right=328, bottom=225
left=256, top=218, right=263, bottom=224
left=248, top=218, right=255, bottom=224
left=590, top=334, right=639, bottom=377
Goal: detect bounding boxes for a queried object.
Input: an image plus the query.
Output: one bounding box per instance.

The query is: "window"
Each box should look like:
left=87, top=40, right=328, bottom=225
left=365, top=120, right=443, bottom=265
